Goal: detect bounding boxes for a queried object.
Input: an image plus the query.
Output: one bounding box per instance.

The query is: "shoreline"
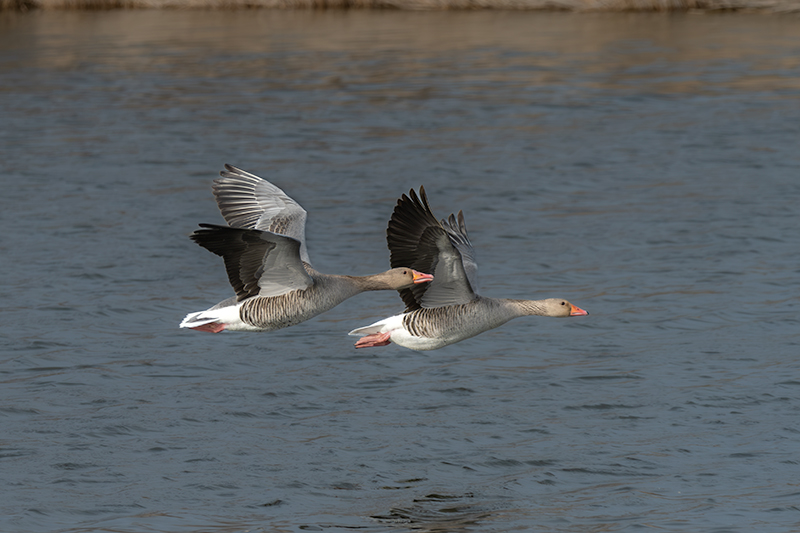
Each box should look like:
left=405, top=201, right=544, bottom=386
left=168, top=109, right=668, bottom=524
left=3, top=0, right=800, bottom=11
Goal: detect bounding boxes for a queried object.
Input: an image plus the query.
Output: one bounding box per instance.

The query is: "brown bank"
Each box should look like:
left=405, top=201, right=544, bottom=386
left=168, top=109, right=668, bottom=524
left=3, top=0, right=800, bottom=12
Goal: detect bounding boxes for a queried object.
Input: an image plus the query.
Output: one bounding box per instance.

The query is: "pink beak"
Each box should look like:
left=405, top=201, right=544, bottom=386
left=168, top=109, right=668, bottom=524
left=412, top=270, right=434, bottom=284
left=570, top=304, right=589, bottom=316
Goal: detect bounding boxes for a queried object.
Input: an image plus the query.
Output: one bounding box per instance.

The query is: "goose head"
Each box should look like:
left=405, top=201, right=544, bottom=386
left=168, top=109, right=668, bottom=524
left=387, top=268, right=434, bottom=290
left=537, top=298, right=589, bottom=317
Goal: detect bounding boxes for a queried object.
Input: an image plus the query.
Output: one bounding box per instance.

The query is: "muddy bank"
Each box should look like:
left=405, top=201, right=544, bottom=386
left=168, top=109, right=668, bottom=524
left=3, top=0, right=799, bottom=11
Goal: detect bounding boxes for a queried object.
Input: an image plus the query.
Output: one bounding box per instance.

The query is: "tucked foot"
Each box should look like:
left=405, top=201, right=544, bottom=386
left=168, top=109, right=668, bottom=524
left=354, top=332, right=392, bottom=348
left=190, top=322, right=226, bottom=333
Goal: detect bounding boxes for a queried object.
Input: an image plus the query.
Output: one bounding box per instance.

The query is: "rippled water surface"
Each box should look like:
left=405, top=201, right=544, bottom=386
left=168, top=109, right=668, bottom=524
left=2, top=10, right=799, bottom=532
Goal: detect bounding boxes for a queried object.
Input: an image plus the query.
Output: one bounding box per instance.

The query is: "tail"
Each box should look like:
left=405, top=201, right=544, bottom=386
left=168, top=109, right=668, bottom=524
left=348, top=321, right=386, bottom=337
left=180, top=310, right=219, bottom=329
left=180, top=309, right=229, bottom=333
left=348, top=314, right=402, bottom=337
left=348, top=317, right=398, bottom=348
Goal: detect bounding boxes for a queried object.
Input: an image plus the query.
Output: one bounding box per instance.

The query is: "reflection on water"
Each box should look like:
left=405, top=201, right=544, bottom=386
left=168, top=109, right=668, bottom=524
left=3, top=11, right=800, bottom=94
left=1, top=9, right=799, bottom=533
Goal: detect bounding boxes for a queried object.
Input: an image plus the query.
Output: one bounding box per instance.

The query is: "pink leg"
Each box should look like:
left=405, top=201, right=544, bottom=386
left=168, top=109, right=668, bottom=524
left=190, top=322, right=226, bottom=333
left=354, top=332, right=392, bottom=348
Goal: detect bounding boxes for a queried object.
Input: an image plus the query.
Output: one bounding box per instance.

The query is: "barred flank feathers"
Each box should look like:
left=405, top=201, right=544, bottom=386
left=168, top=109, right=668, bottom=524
left=239, top=290, right=311, bottom=330
left=402, top=300, right=500, bottom=339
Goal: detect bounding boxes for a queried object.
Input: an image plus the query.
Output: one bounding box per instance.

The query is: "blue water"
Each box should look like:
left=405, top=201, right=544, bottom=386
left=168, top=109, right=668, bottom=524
left=1, top=10, right=799, bottom=532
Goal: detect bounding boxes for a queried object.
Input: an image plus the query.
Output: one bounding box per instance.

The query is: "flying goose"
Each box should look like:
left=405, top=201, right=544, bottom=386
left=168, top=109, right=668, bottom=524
left=348, top=187, right=587, bottom=350
left=180, top=165, right=433, bottom=333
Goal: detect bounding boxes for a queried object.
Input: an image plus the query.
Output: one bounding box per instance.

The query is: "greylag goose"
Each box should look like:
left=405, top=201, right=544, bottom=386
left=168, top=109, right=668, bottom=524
left=348, top=187, right=588, bottom=350
left=180, top=165, right=433, bottom=333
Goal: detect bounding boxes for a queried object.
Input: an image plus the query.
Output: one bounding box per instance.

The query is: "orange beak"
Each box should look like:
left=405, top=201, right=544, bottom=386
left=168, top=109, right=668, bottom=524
left=412, top=270, right=434, bottom=284
left=570, top=304, right=589, bottom=316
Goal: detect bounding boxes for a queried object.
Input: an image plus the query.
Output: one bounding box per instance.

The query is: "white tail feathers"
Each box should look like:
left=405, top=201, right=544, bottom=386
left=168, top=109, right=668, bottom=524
left=348, top=324, right=381, bottom=337
left=179, top=310, right=220, bottom=329
left=348, top=315, right=401, bottom=337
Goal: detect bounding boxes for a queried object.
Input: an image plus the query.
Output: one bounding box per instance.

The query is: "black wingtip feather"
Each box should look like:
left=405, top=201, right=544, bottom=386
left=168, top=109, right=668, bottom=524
left=189, top=224, right=274, bottom=301
left=386, top=186, right=444, bottom=312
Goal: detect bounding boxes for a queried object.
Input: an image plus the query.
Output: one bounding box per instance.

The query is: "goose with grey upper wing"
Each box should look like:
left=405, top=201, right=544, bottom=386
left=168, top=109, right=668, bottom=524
left=348, top=186, right=587, bottom=351
left=180, top=165, right=432, bottom=334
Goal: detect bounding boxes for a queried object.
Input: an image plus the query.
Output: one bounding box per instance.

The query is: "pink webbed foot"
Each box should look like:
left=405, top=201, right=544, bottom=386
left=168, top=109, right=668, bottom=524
left=190, top=322, right=226, bottom=333
left=354, top=332, right=392, bottom=348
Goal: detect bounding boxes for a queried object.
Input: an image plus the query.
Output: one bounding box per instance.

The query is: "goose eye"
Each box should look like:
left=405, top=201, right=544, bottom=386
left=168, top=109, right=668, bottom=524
left=403, top=270, right=408, bottom=275
left=561, top=301, right=566, bottom=306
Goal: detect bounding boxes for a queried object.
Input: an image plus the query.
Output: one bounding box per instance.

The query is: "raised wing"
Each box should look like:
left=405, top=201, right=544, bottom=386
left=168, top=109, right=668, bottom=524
left=212, top=165, right=310, bottom=264
left=441, top=210, right=478, bottom=294
left=190, top=224, right=313, bottom=301
left=387, top=187, right=478, bottom=311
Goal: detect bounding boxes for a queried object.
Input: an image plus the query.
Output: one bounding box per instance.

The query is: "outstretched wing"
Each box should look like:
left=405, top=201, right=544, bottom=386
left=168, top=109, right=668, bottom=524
left=212, top=165, right=310, bottom=264
left=441, top=210, right=478, bottom=294
left=387, top=187, right=478, bottom=311
left=190, top=224, right=313, bottom=302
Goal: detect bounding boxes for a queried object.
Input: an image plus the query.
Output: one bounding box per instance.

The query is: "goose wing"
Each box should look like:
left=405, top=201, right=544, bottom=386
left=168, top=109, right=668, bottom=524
left=440, top=210, right=478, bottom=293
left=387, top=187, right=478, bottom=311
left=212, top=165, right=310, bottom=264
left=190, top=224, right=313, bottom=301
